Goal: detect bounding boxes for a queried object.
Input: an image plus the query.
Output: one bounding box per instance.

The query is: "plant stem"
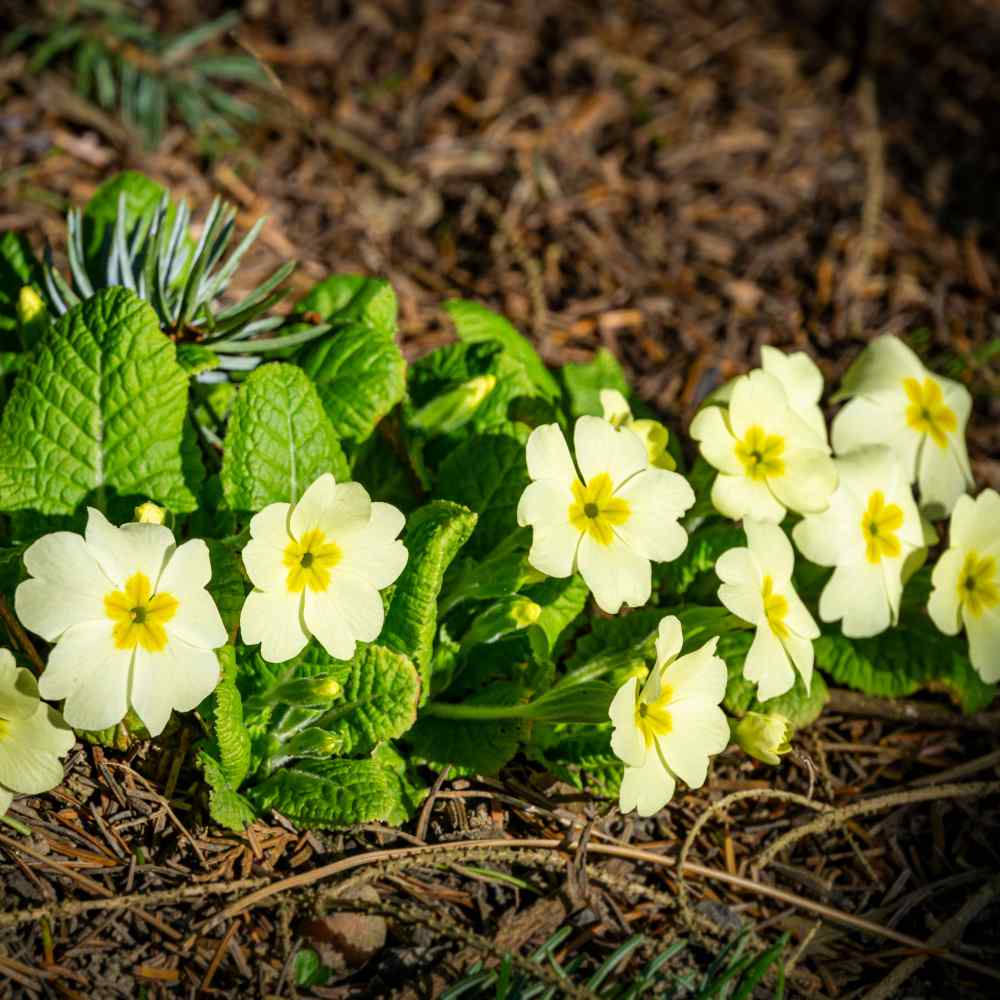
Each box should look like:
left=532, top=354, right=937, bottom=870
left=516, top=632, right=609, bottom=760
left=422, top=700, right=533, bottom=721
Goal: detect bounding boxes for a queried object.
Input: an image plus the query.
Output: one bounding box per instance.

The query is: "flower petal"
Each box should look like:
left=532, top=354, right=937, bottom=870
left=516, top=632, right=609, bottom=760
left=950, top=491, right=1000, bottom=556
left=518, top=480, right=580, bottom=578
left=744, top=519, right=794, bottom=585
left=761, top=347, right=827, bottom=442
left=291, top=474, right=370, bottom=540
left=655, top=699, right=729, bottom=788
left=0, top=726, right=65, bottom=795
left=690, top=405, right=741, bottom=475
left=309, top=574, right=385, bottom=646
left=609, top=676, right=645, bottom=768
left=337, top=503, right=408, bottom=589
left=744, top=622, right=795, bottom=701
left=168, top=581, right=228, bottom=649
left=783, top=630, right=815, bottom=693
left=619, top=751, right=676, bottom=817
left=240, top=589, right=309, bottom=663
left=614, top=468, right=693, bottom=562
left=837, top=335, right=924, bottom=398
left=785, top=589, right=820, bottom=640
left=301, top=589, right=358, bottom=661
left=574, top=415, right=647, bottom=489
left=17, top=532, right=111, bottom=639
left=158, top=537, right=213, bottom=592
left=525, top=423, right=578, bottom=487
left=577, top=533, right=650, bottom=614
left=928, top=548, right=964, bottom=635
left=831, top=397, right=918, bottom=478
left=965, top=605, right=1000, bottom=684
left=652, top=616, right=684, bottom=672
left=768, top=448, right=837, bottom=516
left=130, top=640, right=220, bottom=737
left=728, top=370, right=789, bottom=440
left=918, top=435, right=973, bottom=518
left=599, top=388, right=632, bottom=425
left=241, top=537, right=288, bottom=593
left=86, top=508, right=174, bottom=589
left=819, top=563, right=891, bottom=638
left=41, top=623, right=133, bottom=732
left=711, top=472, right=786, bottom=523
left=660, top=638, right=727, bottom=705
left=0, top=786, right=12, bottom=816
left=0, top=655, right=40, bottom=721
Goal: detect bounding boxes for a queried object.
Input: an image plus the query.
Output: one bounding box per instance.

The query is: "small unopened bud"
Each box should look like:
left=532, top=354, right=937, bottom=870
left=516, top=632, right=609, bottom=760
left=17, top=286, right=45, bottom=326
left=410, top=374, right=497, bottom=434
left=599, top=388, right=632, bottom=428
left=510, top=598, right=541, bottom=629
left=734, top=712, right=793, bottom=766
left=462, top=596, right=540, bottom=650
left=134, top=501, right=166, bottom=525
left=249, top=675, right=343, bottom=711
left=285, top=727, right=344, bottom=758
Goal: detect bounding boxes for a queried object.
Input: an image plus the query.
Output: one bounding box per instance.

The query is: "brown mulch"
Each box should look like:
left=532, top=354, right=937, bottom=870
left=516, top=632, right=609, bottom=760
left=0, top=0, right=999, bottom=996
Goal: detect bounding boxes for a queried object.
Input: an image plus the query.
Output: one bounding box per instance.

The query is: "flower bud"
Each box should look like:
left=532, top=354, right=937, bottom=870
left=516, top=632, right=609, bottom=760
left=410, top=374, right=497, bottom=434
left=134, top=501, right=167, bottom=525
left=284, top=727, right=344, bottom=759
left=17, top=286, right=49, bottom=345
left=249, top=674, right=343, bottom=710
left=462, top=596, right=540, bottom=650
left=631, top=418, right=676, bottom=470
left=734, top=712, right=793, bottom=765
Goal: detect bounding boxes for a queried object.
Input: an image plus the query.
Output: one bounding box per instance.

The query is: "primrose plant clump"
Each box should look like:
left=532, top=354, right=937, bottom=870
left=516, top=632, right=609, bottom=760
left=0, top=171, right=996, bottom=831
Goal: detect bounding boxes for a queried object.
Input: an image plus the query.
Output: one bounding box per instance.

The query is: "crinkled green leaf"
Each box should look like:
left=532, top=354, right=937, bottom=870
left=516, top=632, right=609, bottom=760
left=198, top=749, right=257, bottom=832
left=523, top=574, right=589, bottom=655
left=208, top=645, right=251, bottom=788
left=205, top=538, right=246, bottom=635
left=350, top=430, right=420, bottom=513
left=220, top=361, right=348, bottom=511
left=382, top=501, right=477, bottom=698
left=445, top=299, right=560, bottom=402
left=436, top=428, right=529, bottom=557
left=560, top=347, right=629, bottom=418
left=814, top=619, right=996, bottom=714
left=530, top=724, right=623, bottom=798
left=298, top=642, right=420, bottom=755
left=406, top=684, right=525, bottom=775
left=0, top=287, right=197, bottom=513
left=294, top=277, right=405, bottom=444
left=371, top=742, right=429, bottom=825
left=248, top=753, right=407, bottom=828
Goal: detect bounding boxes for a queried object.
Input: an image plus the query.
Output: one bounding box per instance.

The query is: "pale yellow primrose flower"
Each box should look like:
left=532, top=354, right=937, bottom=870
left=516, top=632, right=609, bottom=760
left=15, top=510, right=226, bottom=736
left=240, top=473, right=408, bottom=663
left=832, top=335, right=973, bottom=517
left=793, top=446, right=924, bottom=638
left=0, top=649, right=74, bottom=817
left=708, top=347, right=828, bottom=445
left=928, top=489, right=1000, bottom=682
left=608, top=615, right=729, bottom=817
left=599, top=389, right=676, bottom=470
left=690, top=369, right=837, bottom=524
left=716, top=519, right=819, bottom=701
left=516, top=417, right=694, bottom=615
left=734, top=712, right=792, bottom=766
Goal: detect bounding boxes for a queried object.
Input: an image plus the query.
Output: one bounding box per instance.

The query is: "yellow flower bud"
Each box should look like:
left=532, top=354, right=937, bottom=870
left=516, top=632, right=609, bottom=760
left=734, top=712, right=793, bottom=766
left=133, top=501, right=167, bottom=525
left=510, top=599, right=541, bottom=629
left=17, top=286, right=46, bottom=326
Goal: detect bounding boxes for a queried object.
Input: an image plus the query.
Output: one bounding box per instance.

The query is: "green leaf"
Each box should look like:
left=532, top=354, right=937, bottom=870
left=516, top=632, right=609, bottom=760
left=220, top=361, right=348, bottom=512
left=294, top=277, right=405, bottom=444
left=522, top=681, right=616, bottom=724
left=0, top=287, right=197, bottom=514
left=814, top=619, right=996, bottom=714
left=436, top=428, right=529, bottom=557
left=298, top=643, right=421, bottom=755
left=350, top=430, right=420, bottom=513
left=559, top=348, right=629, bottom=418
left=530, top=724, right=623, bottom=798
left=249, top=752, right=409, bottom=828
left=197, top=749, right=257, bottom=832
left=758, top=671, right=829, bottom=728
left=406, top=684, right=524, bottom=775
left=370, top=742, right=429, bottom=825
left=208, top=646, right=251, bottom=788
left=444, top=299, right=560, bottom=403
left=176, top=343, right=219, bottom=376
left=205, top=537, right=245, bottom=635
left=82, top=171, right=168, bottom=271
left=382, top=501, right=477, bottom=698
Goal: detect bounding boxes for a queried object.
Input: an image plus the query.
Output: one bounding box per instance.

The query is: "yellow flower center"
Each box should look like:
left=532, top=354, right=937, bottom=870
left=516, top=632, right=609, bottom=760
left=957, top=551, right=1000, bottom=619
left=903, top=377, right=956, bottom=449
left=636, top=683, right=673, bottom=747
left=761, top=575, right=790, bottom=641
left=104, top=572, right=178, bottom=653
left=734, top=425, right=785, bottom=481
left=567, top=472, right=631, bottom=546
left=284, top=527, right=342, bottom=593
left=860, top=490, right=904, bottom=563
